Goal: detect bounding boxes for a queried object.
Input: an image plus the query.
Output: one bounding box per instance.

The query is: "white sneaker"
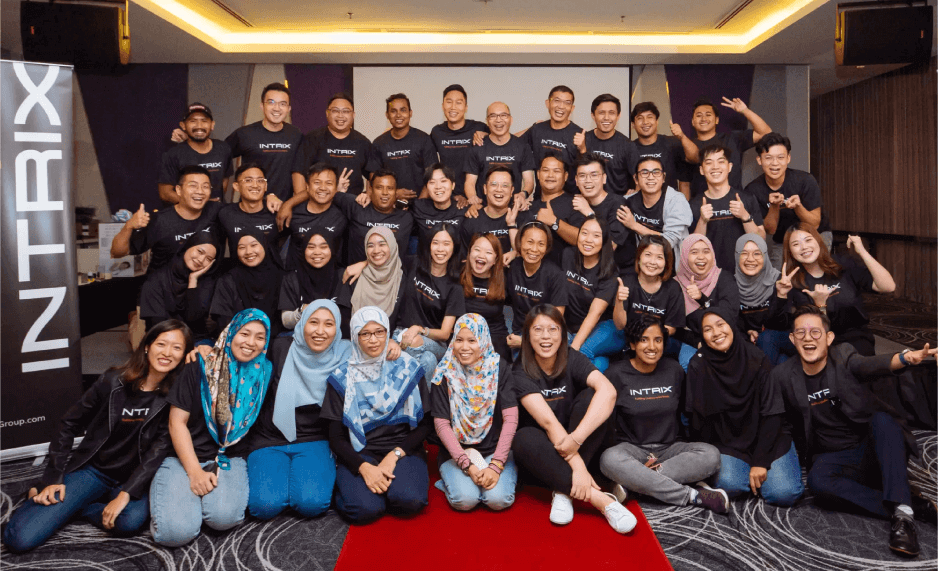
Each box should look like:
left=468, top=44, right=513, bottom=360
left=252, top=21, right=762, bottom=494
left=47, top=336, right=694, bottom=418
left=602, top=492, right=637, bottom=534
left=550, top=492, right=574, bottom=525
left=464, top=448, right=487, bottom=470
left=612, top=483, right=629, bottom=504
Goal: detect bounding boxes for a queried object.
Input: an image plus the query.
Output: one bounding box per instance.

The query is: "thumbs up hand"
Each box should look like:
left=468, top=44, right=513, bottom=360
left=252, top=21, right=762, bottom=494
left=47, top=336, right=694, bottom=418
left=574, top=128, right=587, bottom=154
left=729, top=193, right=749, bottom=221
left=129, top=203, right=150, bottom=230
left=686, top=275, right=702, bottom=301
left=699, top=195, right=713, bottom=223
left=616, top=277, right=630, bottom=302
left=670, top=121, right=685, bottom=139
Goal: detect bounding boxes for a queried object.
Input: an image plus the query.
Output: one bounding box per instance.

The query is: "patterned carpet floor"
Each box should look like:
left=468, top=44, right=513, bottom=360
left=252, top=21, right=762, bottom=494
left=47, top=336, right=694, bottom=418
left=864, top=294, right=937, bottom=351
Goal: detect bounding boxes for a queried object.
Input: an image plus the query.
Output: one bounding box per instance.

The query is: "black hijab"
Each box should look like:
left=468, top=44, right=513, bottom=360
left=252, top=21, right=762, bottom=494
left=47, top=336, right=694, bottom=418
left=294, top=234, right=340, bottom=304
left=229, top=229, right=284, bottom=327
left=140, top=230, right=221, bottom=319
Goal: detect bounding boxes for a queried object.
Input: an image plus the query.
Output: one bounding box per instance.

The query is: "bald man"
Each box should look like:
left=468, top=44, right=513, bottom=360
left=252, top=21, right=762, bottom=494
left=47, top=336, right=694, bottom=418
left=463, top=102, right=536, bottom=205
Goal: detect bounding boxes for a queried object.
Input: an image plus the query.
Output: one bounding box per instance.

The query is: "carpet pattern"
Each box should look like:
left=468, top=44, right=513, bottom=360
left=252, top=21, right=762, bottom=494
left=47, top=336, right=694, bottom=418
left=863, top=294, right=938, bottom=351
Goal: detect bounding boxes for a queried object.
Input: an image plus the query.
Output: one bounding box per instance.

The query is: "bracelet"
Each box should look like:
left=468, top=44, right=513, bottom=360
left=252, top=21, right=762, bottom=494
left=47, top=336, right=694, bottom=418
left=423, top=327, right=430, bottom=338
left=490, top=459, right=505, bottom=470
left=571, top=435, right=584, bottom=447
left=488, top=462, right=503, bottom=475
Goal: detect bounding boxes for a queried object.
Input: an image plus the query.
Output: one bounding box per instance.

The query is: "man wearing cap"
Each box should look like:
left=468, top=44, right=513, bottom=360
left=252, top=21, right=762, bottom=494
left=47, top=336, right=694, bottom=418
left=429, top=84, right=488, bottom=203
left=159, top=102, right=233, bottom=203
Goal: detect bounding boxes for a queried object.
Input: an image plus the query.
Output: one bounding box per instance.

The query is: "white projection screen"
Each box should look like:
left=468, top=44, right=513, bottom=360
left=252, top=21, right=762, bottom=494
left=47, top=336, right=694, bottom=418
left=352, top=66, right=630, bottom=141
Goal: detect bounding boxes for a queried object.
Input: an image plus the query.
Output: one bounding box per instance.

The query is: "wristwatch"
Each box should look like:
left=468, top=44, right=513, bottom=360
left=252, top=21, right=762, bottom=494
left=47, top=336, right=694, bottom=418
left=741, top=215, right=753, bottom=224
left=551, top=220, right=560, bottom=232
left=586, top=212, right=596, bottom=220
left=899, top=349, right=911, bottom=366
left=393, top=447, right=405, bottom=459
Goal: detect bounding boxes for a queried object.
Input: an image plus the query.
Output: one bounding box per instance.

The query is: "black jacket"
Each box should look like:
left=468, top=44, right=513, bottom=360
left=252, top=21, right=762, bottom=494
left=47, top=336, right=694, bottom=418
left=39, top=370, right=173, bottom=498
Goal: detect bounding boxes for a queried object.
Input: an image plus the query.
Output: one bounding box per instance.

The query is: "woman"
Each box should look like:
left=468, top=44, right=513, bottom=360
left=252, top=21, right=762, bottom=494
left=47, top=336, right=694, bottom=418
left=149, top=309, right=272, bottom=546
left=506, top=221, right=568, bottom=352
left=139, top=232, right=220, bottom=343
left=3, top=321, right=192, bottom=553
left=411, top=164, right=470, bottom=246
left=321, top=306, right=430, bottom=524
left=395, top=224, right=465, bottom=385
left=339, top=227, right=405, bottom=329
left=782, top=224, right=895, bottom=356
left=685, top=307, right=803, bottom=506
left=211, top=230, right=285, bottom=337
left=675, top=234, right=740, bottom=356
left=561, top=217, right=619, bottom=372
left=462, top=233, right=511, bottom=361
left=431, top=314, right=518, bottom=511
left=510, top=304, right=635, bottom=533
left=600, top=315, right=727, bottom=513
left=734, top=234, right=792, bottom=365
left=279, top=234, right=347, bottom=335
left=613, top=234, right=693, bottom=367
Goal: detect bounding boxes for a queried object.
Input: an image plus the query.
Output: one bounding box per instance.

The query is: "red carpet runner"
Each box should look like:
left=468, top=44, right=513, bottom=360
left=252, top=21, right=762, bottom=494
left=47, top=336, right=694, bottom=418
left=336, top=448, right=673, bottom=570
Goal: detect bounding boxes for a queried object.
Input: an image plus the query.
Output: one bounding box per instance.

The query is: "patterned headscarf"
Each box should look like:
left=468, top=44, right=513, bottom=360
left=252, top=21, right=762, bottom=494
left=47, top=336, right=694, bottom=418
left=430, top=314, right=501, bottom=444
left=199, top=308, right=272, bottom=469
left=326, top=306, right=424, bottom=451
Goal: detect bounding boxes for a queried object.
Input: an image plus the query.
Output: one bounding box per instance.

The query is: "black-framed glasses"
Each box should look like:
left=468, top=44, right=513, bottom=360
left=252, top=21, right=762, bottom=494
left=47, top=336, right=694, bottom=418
left=638, top=169, right=664, bottom=178
left=358, top=329, right=387, bottom=341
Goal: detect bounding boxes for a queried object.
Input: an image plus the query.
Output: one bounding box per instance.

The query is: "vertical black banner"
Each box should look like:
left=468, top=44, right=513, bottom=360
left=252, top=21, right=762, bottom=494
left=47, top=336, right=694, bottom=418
left=1, top=61, right=82, bottom=452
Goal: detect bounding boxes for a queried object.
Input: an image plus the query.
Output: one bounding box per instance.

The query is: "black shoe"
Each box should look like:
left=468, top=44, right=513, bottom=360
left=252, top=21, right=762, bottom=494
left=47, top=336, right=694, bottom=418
left=911, top=495, right=938, bottom=524
left=693, top=484, right=730, bottom=514
left=889, top=513, right=920, bottom=557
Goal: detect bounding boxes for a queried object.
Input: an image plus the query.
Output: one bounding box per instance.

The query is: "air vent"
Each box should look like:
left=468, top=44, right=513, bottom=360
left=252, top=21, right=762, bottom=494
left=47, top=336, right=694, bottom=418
left=715, top=0, right=756, bottom=29
left=209, top=0, right=253, bottom=27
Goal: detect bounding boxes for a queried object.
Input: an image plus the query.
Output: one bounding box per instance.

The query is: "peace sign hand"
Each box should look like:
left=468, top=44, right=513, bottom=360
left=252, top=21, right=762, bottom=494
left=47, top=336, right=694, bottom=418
left=338, top=168, right=352, bottom=193
left=775, top=262, right=799, bottom=298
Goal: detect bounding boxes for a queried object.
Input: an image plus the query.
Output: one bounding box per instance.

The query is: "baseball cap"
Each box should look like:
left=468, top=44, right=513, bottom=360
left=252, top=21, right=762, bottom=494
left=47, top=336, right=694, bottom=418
left=184, top=102, right=213, bottom=121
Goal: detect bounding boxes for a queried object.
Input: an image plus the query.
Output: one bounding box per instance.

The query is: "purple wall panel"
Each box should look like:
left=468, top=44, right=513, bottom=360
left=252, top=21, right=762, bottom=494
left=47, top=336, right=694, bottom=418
left=664, top=65, right=755, bottom=137
left=284, top=64, right=352, bottom=134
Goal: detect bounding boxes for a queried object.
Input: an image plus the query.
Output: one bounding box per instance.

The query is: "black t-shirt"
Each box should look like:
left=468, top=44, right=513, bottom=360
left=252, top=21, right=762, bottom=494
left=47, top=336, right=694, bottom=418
left=512, top=349, right=596, bottom=427
left=525, top=121, right=582, bottom=194
left=592, top=192, right=629, bottom=251
left=159, top=140, right=233, bottom=200
left=411, top=199, right=468, bottom=246
left=167, top=362, right=220, bottom=462
left=463, top=134, right=536, bottom=198
left=430, top=360, right=516, bottom=460
left=464, top=275, right=508, bottom=337
left=689, top=189, right=764, bottom=272
left=459, top=209, right=513, bottom=257
left=333, top=193, right=414, bottom=265
left=805, top=370, right=865, bottom=454
left=618, top=273, right=686, bottom=330
left=744, top=168, right=831, bottom=243
left=130, top=202, right=222, bottom=272
left=689, top=130, right=755, bottom=198
left=369, top=128, right=438, bottom=193
left=217, top=203, right=284, bottom=256
left=606, top=358, right=685, bottom=446
left=430, top=120, right=489, bottom=193
left=225, top=121, right=303, bottom=201
left=634, top=135, right=689, bottom=192
left=792, top=255, right=874, bottom=336
left=561, top=248, right=618, bottom=333
left=506, top=259, right=568, bottom=334
left=582, top=131, right=638, bottom=196
left=397, top=266, right=465, bottom=330
left=292, top=128, right=372, bottom=195
left=517, top=193, right=586, bottom=266
left=617, top=189, right=666, bottom=267
left=286, top=202, right=348, bottom=270
left=90, top=386, right=158, bottom=482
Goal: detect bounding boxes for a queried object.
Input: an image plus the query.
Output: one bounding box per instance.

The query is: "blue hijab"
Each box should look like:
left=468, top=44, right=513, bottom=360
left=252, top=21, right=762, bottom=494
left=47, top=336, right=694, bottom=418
left=199, top=308, right=272, bottom=469
left=273, top=300, right=352, bottom=442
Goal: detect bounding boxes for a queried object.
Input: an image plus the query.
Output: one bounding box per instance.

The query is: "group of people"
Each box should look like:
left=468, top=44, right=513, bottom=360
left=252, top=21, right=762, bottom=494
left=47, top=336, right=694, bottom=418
left=4, top=82, right=934, bottom=559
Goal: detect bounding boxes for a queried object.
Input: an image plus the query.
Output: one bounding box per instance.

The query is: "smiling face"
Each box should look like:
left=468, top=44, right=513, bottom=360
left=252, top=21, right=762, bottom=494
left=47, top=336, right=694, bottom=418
left=370, top=175, right=397, bottom=213
left=687, top=240, right=715, bottom=278
left=700, top=149, right=732, bottom=185
left=486, top=102, right=512, bottom=137
left=546, top=90, right=574, bottom=123
left=427, top=169, right=454, bottom=205
left=442, top=90, right=467, bottom=125
left=575, top=161, right=606, bottom=200
left=484, top=171, right=513, bottom=209
left=146, top=329, right=186, bottom=374
left=757, top=144, right=791, bottom=182
left=237, top=236, right=265, bottom=267
left=638, top=243, right=666, bottom=278
left=701, top=313, right=733, bottom=352
left=305, top=234, right=332, bottom=268
left=529, top=314, right=562, bottom=361
left=326, top=97, right=354, bottom=134
left=182, top=112, right=213, bottom=143
left=429, top=230, right=454, bottom=267
left=366, top=233, right=392, bottom=268
left=790, top=313, right=834, bottom=366
left=358, top=321, right=388, bottom=358
left=308, top=169, right=338, bottom=207
left=519, top=226, right=548, bottom=266
left=468, top=237, right=497, bottom=278
left=231, top=320, right=267, bottom=362
left=577, top=219, right=603, bottom=259
left=738, top=241, right=765, bottom=277
left=386, top=98, right=412, bottom=131
left=235, top=167, right=267, bottom=205
left=537, top=156, right=567, bottom=195
left=183, top=242, right=217, bottom=273
left=635, top=158, right=665, bottom=195
left=691, top=104, right=718, bottom=135
left=263, top=89, right=290, bottom=126
left=632, top=110, right=659, bottom=139
left=176, top=173, right=211, bottom=211
left=592, top=101, right=619, bottom=135
left=304, top=307, right=337, bottom=353
left=787, top=229, right=820, bottom=265
left=453, top=326, right=483, bottom=366
left=630, top=324, right=665, bottom=368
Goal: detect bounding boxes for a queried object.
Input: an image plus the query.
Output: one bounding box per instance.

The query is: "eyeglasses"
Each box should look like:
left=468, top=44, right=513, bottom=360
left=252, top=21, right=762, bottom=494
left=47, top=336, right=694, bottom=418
left=487, top=113, right=510, bottom=121
left=793, top=327, right=824, bottom=340
left=532, top=325, right=561, bottom=336
left=265, top=100, right=289, bottom=108
left=576, top=172, right=603, bottom=181
left=358, top=329, right=387, bottom=341
left=638, top=169, right=664, bottom=178
left=328, top=108, right=353, bottom=116
left=239, top=177, right=267, bottom=185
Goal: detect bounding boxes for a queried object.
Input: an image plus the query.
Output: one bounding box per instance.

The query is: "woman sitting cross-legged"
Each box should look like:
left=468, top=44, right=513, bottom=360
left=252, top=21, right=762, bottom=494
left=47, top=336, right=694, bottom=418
left=510, top=304, right=636, bottom=533
left=149, top=309, right=272, bottom=546
left=2, top=321, right=192, bottom=553
left=431, top=314, right=519, bottom=512
left=322, top=306, right=431, bottom=524
left=599, top=314, right=728, bottom=514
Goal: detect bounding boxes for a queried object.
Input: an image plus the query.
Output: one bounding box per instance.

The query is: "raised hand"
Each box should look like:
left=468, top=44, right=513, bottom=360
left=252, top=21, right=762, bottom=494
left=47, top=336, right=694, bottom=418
left=845, top=234, right=866, bottom=253
left=729, top=193, right=750, bottom=220
left=170, top=128, right=187, bottom=143
left=903, top=343, right=937, bottom=366
left=670, top=120, right=685, bottom=138
left=802, top=284, right=834, bottom=307
left=775, top=262, right=800, bottom=298
left=574, top=128, right=587, bottom=153
left=699, top=196, right=713, bottom=223
left=129, top=204, right=150, bottom=229
left=721, top=96, right=749, bottom=113
left=686, top=276, right=702, bottom=301
left=506, top=195, right=522, bottom=226
left=338, top=168, right=352, bottom=193
left=768, top=192, right=786, bottom=206
left=616, top=204, right=636, bottom=229
left=616, top=277, right=630, bottom=302
left=784, top=194, right=802, bottom=210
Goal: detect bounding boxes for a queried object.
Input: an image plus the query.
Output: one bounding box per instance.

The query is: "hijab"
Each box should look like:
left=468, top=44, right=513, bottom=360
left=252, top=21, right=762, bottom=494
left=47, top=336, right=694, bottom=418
left=273, top=300, right=351, bottom=442
left=229, top=230, right=284, bottom=328
left=140, top=230, right=220, bottom=319
left=430, top=314, right=502, bottom=444
left=676, top=234, right=721, bottom=315
left=734, top=234, right=780, bottom=307
left=351, top=227, right=403, bottom=316
left=295, top=234, right=341, bottom=304
left=326, top=306, right=424, bottom=451
left=198, top=308, right=272, bottom=469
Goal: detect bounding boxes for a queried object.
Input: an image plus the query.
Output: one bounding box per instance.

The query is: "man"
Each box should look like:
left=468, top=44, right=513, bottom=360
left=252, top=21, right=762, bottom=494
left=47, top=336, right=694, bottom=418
left=770, top=305, right=937, bottom=557
left=111, top=165, right=221, bottom=272
left=291, top=92, right=372, bottom=196
left=459, top=166, right=522, bottom=263
left=573, top=94, right=638, bottom=196
left=217, top=163, right=284, bottom=257
left=159, top=102, right=232, bottom=203
left=630, top=101, right=697, bottom=200
left=285, top=162, right=349, bottom=270
left=518, top=152, right=586, bottom=266
left=463, top=102, right=535, bottom=205
left=688, top=97, right=772, bottom=198
left=429, top=84, right=488, bottom=199
left=412, top=163, right=473, bottom=246
left=369, top=93, right=438, bottom=205
left=689, top=145, right=765, bottom=271
left=744, top=132, right=832, bottom=267
left=616, top=157, right=693, bottom=268
left=524, top=85, right=582, bottom=194
left=225, top=83, right=304, bottom=202
left=334, top=168, right=414, bottom=264
left=569, top=153, right=628, bottom=256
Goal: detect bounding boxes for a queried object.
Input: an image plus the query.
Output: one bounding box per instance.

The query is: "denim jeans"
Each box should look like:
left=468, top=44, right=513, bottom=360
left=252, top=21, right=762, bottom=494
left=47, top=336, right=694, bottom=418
left=756, top=329, right=795, bottom=366
left=711, top=443, right=804, bottom=506
left=149, top=456, right=249, bottom=547
left=600, top=441, right=721, bottom=506
left=334, top=454, right=428, bottom=524
left=570, top=319, right=623, bottom=372
left=435, top=452, right=518, bottom=511
left=247, top=440, right=335, bottom=520
left=665, top=337, right=698, bottom=371
left=393, top=327, right=446, bottom=387
left=2, top=466, right=149, bottom=553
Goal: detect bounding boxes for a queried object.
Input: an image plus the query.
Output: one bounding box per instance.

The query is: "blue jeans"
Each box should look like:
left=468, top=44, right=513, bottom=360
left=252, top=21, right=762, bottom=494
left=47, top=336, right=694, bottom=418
left=435, top=452, right=518, bottom=511
left=247, top=440, right=335, bottom=520
left=711, top=443, right=804, bottom=506
left=2, top=466, right=149, bottom=553
left=665, top=337, right=698, bottom=371
left=393, top=328, right=446, bottom=387
left=570, top=319, right=623, bottom=372
left=334, top=454, right=428, bottom=524
left=756, top=329, right=795, bottom=366
left=149, top=456, right=249, bottom=547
